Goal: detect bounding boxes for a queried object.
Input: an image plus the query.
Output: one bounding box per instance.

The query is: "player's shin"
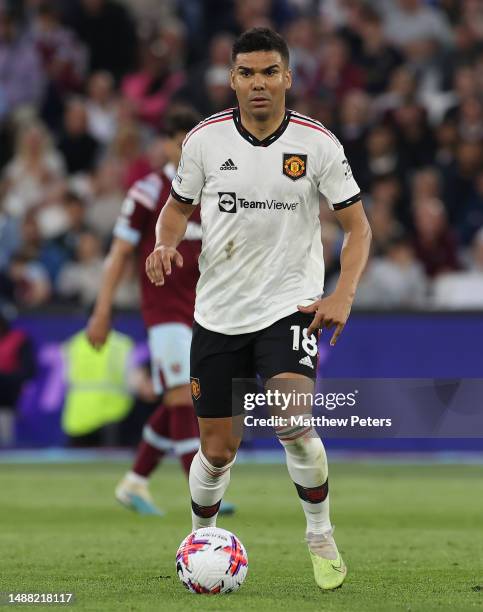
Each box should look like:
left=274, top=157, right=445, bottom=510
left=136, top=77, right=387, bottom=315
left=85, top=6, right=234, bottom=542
left=276, top=424, right=331, bottom=535
left=189, top=450, right=236, bottom=530
left=169, top=404, right=200, bottom=475
left=132, top=404, right=172, bottom=477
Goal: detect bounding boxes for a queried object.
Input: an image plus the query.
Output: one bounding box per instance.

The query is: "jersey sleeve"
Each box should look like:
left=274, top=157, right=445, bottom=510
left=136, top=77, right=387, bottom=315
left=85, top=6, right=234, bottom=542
left=317, top=141, right=361, bottom=211
left=113, top=174, right=162, bottom=245
left=170, top=131, right=205, bottom=205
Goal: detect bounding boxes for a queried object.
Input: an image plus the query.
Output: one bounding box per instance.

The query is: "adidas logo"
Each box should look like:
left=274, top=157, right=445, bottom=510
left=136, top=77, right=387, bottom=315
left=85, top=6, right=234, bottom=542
left=299, top=355, right=314, bottom=369
left=220, top=158, right=238, bottom=170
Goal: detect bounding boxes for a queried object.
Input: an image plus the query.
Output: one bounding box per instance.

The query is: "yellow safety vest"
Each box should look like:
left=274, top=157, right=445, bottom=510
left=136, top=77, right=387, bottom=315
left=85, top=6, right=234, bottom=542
left=62, top=330, right=134, bottom=436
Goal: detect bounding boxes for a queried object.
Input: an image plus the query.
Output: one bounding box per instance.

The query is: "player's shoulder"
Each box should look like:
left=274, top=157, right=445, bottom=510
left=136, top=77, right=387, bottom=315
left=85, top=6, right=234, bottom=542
left=127, top=171, right=165, bottom=211
left=289, top=110, right=343, bottom=152
left=183, top=108, right=236, bottom=147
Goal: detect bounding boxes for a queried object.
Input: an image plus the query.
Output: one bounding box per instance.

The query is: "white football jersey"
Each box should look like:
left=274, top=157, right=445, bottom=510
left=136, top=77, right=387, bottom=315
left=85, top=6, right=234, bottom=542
left=171, top=107, right=361, bottom=335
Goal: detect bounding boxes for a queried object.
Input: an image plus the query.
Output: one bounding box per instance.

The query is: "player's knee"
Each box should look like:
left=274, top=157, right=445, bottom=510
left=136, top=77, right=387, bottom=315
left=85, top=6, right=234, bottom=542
left=202, top=446, right=237, bottom=468
left=163, top=384, right=192, bottom=407
left=276, top=426, right=323, bottom=456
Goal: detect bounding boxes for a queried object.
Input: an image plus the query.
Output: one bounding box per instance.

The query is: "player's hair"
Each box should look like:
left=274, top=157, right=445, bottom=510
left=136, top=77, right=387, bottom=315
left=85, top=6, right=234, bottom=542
left=232, top=27, right=290, bottom=66
left=164, top=106, right=202, bottom=137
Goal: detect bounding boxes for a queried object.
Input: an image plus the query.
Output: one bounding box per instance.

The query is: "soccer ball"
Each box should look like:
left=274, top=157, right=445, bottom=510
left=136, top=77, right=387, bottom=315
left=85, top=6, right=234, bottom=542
left=176, top=527, right=248, bottom=594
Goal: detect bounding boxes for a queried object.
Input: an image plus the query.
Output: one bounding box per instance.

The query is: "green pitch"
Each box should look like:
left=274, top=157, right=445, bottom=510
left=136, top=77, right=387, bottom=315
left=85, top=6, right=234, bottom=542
left=1, top=460, right=482, bottom=612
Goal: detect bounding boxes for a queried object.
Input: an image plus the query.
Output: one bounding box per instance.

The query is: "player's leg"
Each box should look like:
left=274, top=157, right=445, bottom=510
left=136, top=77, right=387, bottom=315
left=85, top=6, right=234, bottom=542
left=153, top=323, right=201, bottom=475
left=116, top=324, right=175, bottom=515
left=188, top=323, right=250, bottom=529
left=164, top=384, right=199, bottom=475
left=256, top=312, right=346, bottom=590
left=115, top=402, right=170, bottom=515
left=189, top=416, right=241, bottom=529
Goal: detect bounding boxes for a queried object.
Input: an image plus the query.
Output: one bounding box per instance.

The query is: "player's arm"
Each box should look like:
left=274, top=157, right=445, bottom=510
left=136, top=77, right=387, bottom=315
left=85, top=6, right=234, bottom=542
left=300, top=200, right=371, bottom=343
left=145, top=195, right=197, bottom=286
left=333, top=201, right=372, bottom=304
left=86, top=238, right=135, bottom=349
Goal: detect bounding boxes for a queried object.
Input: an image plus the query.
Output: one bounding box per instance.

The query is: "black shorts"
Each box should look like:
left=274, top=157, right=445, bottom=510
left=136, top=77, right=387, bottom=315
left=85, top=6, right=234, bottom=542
left=190, top=311, right=319, bottom=418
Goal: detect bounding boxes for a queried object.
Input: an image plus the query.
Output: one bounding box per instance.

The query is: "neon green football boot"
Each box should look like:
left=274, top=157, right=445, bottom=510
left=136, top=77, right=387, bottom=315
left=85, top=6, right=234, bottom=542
left=307, top=528, right=347, bottom=590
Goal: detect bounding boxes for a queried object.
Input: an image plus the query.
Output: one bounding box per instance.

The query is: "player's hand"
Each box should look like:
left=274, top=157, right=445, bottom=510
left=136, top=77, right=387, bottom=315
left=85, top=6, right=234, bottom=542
left=145, top=245, right=183, bottom=286
left=297, top=294, right=352, bottom=346
left=86, top=312, right=111, bottom=350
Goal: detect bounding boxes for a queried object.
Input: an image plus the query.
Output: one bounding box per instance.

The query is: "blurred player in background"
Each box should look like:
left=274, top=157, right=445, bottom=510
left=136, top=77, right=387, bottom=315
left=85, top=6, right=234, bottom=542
left=146, top=28, right=371, bottom=589
left=87, top=108, right=234, bottom=516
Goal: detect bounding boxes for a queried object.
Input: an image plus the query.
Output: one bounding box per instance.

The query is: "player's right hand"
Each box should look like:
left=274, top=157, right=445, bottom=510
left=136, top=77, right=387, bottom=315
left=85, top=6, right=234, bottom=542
left=145, top=245, right=183, bottom=286
left=86, top=312, right=111, bottom=350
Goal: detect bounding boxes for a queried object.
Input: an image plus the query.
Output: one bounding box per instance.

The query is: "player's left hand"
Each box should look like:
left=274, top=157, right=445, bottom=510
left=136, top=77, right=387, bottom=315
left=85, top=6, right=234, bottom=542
left=297, top=294, right=352, bottom=346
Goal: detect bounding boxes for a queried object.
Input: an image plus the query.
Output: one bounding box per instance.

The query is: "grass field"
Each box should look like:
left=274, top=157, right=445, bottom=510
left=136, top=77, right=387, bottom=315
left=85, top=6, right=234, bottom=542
left=0, top=460, right=482, bottom=612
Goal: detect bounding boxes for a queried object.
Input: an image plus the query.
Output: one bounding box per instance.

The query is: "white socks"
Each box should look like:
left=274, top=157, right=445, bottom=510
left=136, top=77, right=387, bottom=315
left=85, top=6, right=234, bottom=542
left=189, top=450, right=235, bottom=530
left=276, top=422, right=331, bottom=535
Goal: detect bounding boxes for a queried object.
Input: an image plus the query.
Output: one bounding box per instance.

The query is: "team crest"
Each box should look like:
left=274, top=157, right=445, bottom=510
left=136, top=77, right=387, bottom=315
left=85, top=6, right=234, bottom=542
left=283, top=153, right=307, bottom=181
left=190, top=377, right=201, bottom=400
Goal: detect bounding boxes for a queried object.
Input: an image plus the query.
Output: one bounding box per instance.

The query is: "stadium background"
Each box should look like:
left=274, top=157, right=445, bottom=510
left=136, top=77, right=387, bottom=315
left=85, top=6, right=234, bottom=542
left=1, top=2, right=482, bottom=610
left=1, top=0, right=482, bottom=451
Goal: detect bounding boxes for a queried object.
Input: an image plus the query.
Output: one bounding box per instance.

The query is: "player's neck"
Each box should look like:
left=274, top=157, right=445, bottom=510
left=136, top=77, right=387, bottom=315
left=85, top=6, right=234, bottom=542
left=238, top=106, right=287, bottom=141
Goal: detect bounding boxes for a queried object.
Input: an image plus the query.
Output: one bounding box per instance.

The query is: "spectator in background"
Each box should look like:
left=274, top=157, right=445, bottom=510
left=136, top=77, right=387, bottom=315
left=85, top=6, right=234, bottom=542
left=459, top=170, right=483, bottom=245
left=58, top=97, right=100, bottom=174
left=63, top=0, right=138, bottom=82
left=285, top=17, right=319, bottom=98
left=57, top=227, right=139, bottom=308
left=182, top=32, right=236, bottom=115
left=29, top=1, right=87, bottom=129
left=382, top=0, right=453, bottom=51
left=57, top=230, right=104, bottom=306
left=197, top=66, right=234, bottom=116
left=1, top=119, right=65, bottom=218
left=367, top=175, right=404, bottom=254
left=85, top=71, right=118, bottom=147
left=0, top=0, right=481, bottom=314
left=311, top=34, right=365, bottom=103
left=442, top=140, right=482, bottom=230
left=362, top=124, right=406, bottom=191
left=412, top=197, right=459, bottom=277
left=40, top=190, right=89, bottom=285
left=109, top=119, right=150, bottom=190
left=7, top=252, right=51, bottom=307
left=122, top=21, right=186, bottom=127
left=233, top=0, right=275, bottom=33
left=374, top=65, right=418, bottom=117
left=337, top=90, right=372, bottom=186
left=321, top=221, right=342, bottom=288
left=434, top=118, right=458, bottom=168
left=0, top=202, right=21, bottom=271
left=390, top=99, right=435, bottom=171
left=354, top=233, right=428, bottom=309
left=356, top=6, right=403, bottom=95
left=454, top=96, right=483, bottom=143
left=85, top=157, right=124, bottom=241
left=0, top=8, right=45, bottom=119
left=412, top=167, right=442, bottom=202
left=0, top=307, right=35, bottom=447
left=432, top=227, right=483, bottom=309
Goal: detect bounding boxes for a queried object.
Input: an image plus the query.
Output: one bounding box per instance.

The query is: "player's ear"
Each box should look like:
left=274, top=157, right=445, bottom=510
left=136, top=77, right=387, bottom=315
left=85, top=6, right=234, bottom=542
left=230, top=68, right=236, bottom=91
left=285, top=67, right=292, bottom=91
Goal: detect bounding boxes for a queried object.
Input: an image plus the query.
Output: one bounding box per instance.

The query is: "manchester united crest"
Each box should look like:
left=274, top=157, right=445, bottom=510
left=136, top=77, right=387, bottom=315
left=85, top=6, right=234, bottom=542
left=283, top=153, right=307, bottom=181
left=190, top=377, right=201, bottom=400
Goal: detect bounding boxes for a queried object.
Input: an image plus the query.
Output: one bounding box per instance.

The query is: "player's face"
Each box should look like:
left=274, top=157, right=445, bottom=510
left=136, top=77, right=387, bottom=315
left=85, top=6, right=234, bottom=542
left=231, top=51, right=291, bottom=121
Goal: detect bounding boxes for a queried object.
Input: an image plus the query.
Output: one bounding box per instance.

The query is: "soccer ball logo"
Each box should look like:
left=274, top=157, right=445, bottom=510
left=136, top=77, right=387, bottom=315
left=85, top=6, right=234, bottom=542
left=176, top=527, right=248, bottom=594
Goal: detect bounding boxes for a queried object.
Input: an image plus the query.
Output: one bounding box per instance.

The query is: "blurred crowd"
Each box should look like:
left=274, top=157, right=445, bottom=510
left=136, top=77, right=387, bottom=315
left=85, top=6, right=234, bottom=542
left=0, top=0, right=483, bottom=311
